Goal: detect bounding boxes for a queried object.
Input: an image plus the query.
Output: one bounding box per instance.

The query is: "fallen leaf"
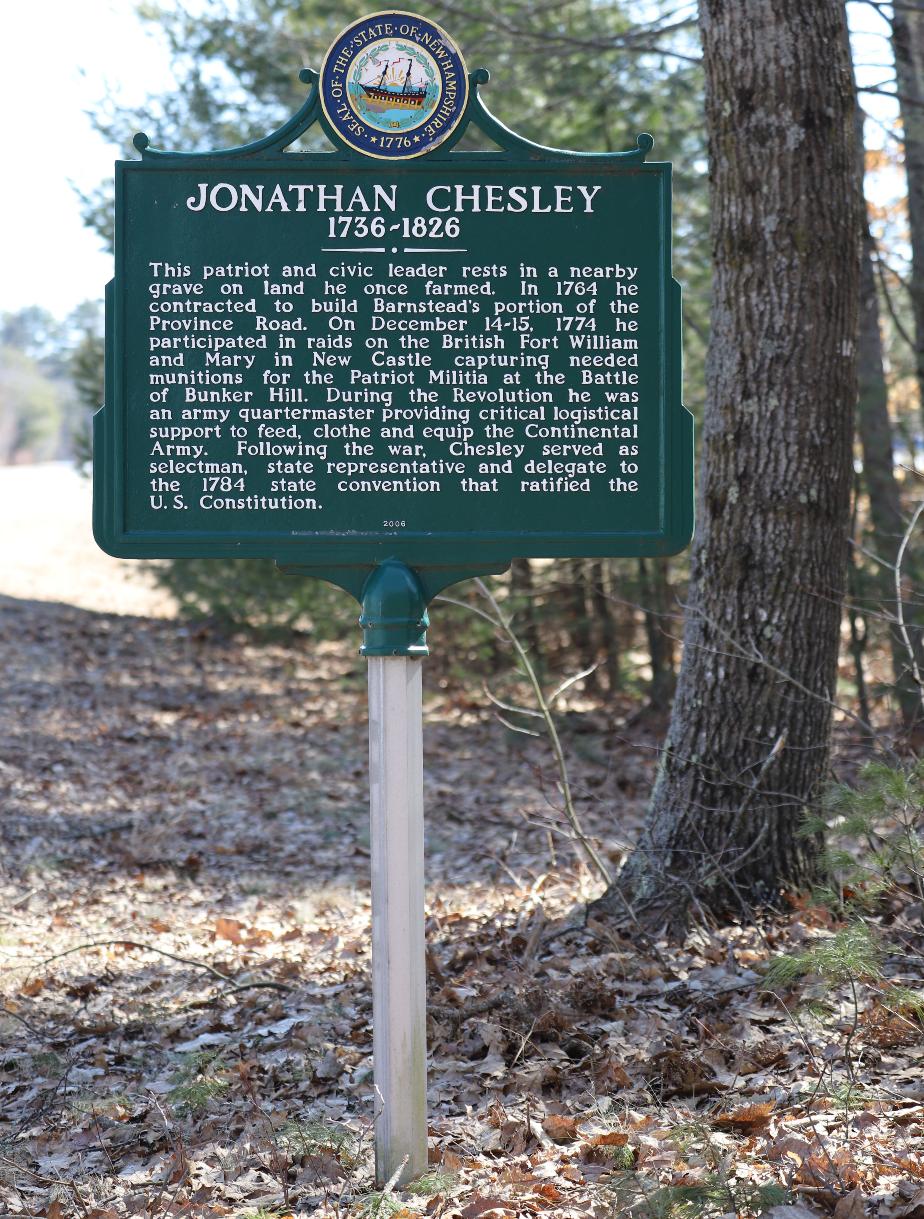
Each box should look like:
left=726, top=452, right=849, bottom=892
left=894, top=1188, right=924, bottom=1219
left=542, top=1113, right=579, bottom=1142
left=712, top=1100, right=776, bottom=1133
left=587, top=1131, right=629, bottom=1147
left=215, top=916, right=244, bottom=944
left=647, top=1046, right=722, bottom=1096
left=459, top=1197, right=514, bottom=1219
left=173, top=1032, right=229, bottom=1053
left=313, top=1049, right=341, bottom=1080
left=833, top=1190, right=867, bottom=1219
left=244, top=926, right=274, bottom=946
left=595, top=1057, right=633, bottom=1088
left=765, top=1135, right=815, bottom=1164
left=534, top=1183, right=562, bottom=1202
left=736, top=1038, right=786, bottom=1073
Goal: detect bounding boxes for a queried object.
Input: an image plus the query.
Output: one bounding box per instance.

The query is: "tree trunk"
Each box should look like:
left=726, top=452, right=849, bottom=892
left=564, top=559, right=595, bottom=676
left=638, top=557, right=676, bottom=711
left=509, top=557, right=542, bottom=665
left=589, top=560, right=620, bottom=694
left=855, top=102, right=920, bottom=727
left=591, top=0, right=860, bottom=930
left=891, top=8, right=924, bottom=419
left=847, top=486, right=873, bottom=739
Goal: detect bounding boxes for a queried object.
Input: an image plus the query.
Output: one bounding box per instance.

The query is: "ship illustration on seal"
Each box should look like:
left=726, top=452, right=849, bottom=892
left=359, top=57, right=428, bottom=111
left=320, top=11, right=468, bottom=158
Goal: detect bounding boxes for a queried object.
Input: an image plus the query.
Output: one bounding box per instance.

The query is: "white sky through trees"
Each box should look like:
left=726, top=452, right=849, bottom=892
left=0, top=0, right=175, bottom=317
left=0, top=0, right=903, bottom=320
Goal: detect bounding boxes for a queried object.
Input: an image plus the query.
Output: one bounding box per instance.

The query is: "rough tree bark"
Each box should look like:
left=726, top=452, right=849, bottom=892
left=891, top=7, right=924, bottom=418
left=591, top=0, right=860, bottom=930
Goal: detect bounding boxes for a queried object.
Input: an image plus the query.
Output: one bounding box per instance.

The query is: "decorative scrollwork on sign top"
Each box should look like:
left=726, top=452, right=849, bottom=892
left=131, top=69, right=653, bottom=164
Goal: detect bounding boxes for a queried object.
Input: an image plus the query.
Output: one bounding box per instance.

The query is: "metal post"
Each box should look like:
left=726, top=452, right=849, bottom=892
left=360, top=561, right=430, bottom=1187
left=367, top=656, right=427, bottom=1185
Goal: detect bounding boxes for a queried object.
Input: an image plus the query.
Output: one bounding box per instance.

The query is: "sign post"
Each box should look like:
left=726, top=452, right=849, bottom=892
left=93, top=9, right=694, bottom=1187
left=367, top=651, right=426, bottom=1184
left=361, top=561, right=429, bottom=1184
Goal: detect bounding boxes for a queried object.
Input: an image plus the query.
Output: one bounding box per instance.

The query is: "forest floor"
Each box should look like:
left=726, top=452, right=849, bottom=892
left=2, top=467, right=924, bottom=1219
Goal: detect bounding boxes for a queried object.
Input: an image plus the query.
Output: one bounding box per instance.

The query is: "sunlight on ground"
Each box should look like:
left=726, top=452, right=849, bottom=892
left=0, top=462, right=173, bottom=616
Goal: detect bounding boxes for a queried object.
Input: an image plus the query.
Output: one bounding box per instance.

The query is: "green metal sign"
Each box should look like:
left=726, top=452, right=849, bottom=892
left=94, top=29, right=693, bottom=603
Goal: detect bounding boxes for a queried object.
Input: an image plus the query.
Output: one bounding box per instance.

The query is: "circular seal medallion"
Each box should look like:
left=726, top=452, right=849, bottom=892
left=320, top=11, right=469, bottom=159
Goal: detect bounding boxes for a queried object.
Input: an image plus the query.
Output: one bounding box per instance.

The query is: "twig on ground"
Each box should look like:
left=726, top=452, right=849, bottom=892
left=29, top=939, right=291, bottom=992
left=1, top=1003, right=47, bottom=1037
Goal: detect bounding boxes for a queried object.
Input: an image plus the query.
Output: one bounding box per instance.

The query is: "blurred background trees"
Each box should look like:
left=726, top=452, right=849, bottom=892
left=0, top=303, right=102, bottom=466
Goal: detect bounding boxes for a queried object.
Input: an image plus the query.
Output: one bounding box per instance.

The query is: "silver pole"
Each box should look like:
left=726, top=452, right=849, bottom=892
left=367, top=654, right=427, bottom=1186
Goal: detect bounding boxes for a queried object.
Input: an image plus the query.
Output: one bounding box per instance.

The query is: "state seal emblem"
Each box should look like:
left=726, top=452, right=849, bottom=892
left=320, top=12, right=469, bottom=159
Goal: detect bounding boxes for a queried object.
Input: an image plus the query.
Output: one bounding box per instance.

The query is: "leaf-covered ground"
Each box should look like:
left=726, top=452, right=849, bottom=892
left=2, top=474, right=924, bottom=1218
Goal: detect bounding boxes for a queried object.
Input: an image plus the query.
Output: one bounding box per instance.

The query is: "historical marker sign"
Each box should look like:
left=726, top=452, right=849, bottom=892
left=92, top=14, right=695, bottom=1188
left=93, top=19, right=692, bottom=596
